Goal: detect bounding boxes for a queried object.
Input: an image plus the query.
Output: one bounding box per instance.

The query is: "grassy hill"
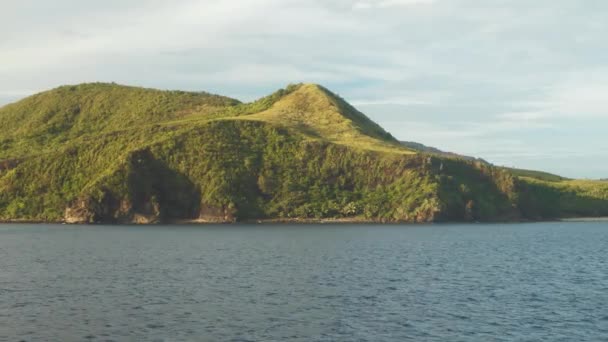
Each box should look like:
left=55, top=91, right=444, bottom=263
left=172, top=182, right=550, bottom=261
left=1, top=83, right=606, bottom=223
left=399, top=141, right=572, bottom=182
left=515, top=177, right=608, bottom=219
left=503, top=167, right=569, bottom=182
left=242, top=84, right=407, bottom=153
left=398, top=140, right=607, bottom=217
left=0, top=83, right=240, bottom=160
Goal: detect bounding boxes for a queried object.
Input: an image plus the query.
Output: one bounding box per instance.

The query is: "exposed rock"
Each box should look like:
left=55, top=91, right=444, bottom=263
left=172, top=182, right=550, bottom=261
left=0, top=159, right=21, bottom=172
left=199, top=204, right=236, bottom=223
left=64, top=199, right=94, bottom=224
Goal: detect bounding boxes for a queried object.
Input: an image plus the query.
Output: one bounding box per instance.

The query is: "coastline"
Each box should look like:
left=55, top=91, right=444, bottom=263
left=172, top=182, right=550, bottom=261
left=560, top=217, right=608, bottom=222
left=0, top=218, right=413, bottom=225
left=0, top=216, right=596, bottom=225
left=0, top=219, right=64, bottom=224
left=177, top=217, right=393, bottom=225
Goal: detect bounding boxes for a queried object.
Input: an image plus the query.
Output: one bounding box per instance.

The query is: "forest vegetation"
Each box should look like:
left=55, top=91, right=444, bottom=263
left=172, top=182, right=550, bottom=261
left=1, top=82, right=607, bottom=223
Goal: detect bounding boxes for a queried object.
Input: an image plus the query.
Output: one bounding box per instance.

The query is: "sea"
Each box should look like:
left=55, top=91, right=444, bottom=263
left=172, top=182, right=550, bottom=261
left=1, top=222, right=607, bottom=341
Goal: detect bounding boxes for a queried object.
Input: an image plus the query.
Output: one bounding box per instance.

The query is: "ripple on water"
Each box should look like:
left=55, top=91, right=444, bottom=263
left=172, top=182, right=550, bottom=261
left=1, top=222, right=607, bottom=341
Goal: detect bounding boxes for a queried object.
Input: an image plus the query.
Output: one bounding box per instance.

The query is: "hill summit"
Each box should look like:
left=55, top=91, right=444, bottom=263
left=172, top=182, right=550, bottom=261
left=243, top=84, right=403, bottom=151
left=0, top=83, right=607, bottom=223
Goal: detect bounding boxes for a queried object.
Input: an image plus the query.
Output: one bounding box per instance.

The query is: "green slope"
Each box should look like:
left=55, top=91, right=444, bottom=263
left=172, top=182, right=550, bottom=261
left=503, top=167, right=569, bottom=182
left=0, top=83, right=240, bottom=160
left=516, top=178, right=608, bottom=219
left=398, top=140, right=608, bottom=217
left=0, top=83, right=606, bottom=223
left=239, top=84, right=411, bottom=154
left=399, top=141, right=569, bottom=183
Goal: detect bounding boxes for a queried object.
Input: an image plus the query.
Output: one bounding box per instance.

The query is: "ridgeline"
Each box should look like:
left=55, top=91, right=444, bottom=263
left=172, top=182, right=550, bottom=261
left=1, top=83, right=607, bottom=223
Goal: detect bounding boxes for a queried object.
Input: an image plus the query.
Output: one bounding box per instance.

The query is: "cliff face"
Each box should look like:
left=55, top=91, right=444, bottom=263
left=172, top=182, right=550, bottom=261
left=57, top=120, right=521, bottom=224
left=1, top=83, right=607, bottom=223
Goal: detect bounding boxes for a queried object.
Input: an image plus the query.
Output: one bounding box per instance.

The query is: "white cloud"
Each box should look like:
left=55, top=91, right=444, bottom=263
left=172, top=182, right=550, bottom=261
left=495, top=72, right=608, bottom=124
left=173, top=63, right=346, bottom=85
left=353, top=0, right=435, bottom=10
left=1, top=0, right=608, bottom=177
left=352, top=98, right=433, bottom=106
left=546, top=81, right=608, bottom=118
left=0, top=90, right=36, bottom=97
left=498, top=111, right=551, bottom=122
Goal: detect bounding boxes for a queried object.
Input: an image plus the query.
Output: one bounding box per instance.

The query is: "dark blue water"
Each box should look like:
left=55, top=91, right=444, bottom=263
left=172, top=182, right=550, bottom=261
left=1, top=223, right=607, bottom=341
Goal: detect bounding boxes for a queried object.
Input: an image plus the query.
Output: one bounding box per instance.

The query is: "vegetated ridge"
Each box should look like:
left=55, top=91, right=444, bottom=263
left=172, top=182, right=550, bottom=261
left=1, top=82, right=606, bottom=224
left=400, top=141, right=487, bottom=163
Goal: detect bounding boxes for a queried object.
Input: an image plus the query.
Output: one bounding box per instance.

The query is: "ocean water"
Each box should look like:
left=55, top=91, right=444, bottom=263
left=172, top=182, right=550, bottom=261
left=1, top=222, right=607, bottom=341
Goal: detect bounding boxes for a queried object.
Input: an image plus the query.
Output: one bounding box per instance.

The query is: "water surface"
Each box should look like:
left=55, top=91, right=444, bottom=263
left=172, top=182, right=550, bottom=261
left=1, top=222, right=607, bottom=341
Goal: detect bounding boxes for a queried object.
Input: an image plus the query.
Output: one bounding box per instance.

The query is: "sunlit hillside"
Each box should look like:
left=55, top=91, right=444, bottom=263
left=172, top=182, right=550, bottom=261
left=1, top=83, right=606, bottom=223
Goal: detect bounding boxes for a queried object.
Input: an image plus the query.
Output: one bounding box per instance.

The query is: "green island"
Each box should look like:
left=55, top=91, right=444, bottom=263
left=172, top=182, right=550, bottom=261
left=1, top=82, right=607, bottom=223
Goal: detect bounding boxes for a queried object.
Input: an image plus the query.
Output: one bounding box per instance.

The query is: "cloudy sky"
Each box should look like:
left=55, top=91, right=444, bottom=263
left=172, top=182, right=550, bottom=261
left=2, top=0, right=607, bottom=178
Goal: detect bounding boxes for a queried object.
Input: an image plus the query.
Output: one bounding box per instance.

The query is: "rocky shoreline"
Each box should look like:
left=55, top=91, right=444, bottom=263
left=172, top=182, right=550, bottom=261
left=560, top=217, right=608, bottom=222
left=0, top=216, right=573, bottom=225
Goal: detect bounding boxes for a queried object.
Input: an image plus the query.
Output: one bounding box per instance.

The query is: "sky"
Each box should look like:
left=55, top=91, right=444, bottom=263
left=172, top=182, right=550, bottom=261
left=1, top=0, right=607, bottom=178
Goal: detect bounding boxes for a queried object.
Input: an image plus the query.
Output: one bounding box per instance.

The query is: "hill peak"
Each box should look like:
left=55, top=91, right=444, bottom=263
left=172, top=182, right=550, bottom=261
left=242, top=83, right=405, bottom=152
